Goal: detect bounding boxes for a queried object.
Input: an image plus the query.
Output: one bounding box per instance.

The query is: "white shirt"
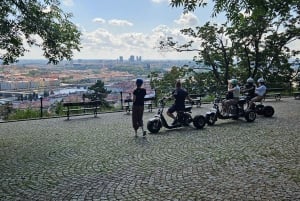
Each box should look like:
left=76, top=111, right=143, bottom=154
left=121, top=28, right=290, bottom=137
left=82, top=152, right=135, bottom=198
left=255, top=85, right=267, bottom=96
left=232, top=86, right=240, bottom=98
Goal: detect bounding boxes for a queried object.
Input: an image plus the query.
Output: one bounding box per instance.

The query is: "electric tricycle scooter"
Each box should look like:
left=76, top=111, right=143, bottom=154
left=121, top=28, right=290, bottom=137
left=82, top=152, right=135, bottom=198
left=242, top=91, right=275, bottom=117
left=205, top=95, right=256, bottom=125
left=147, top=98, right=206, bottom=134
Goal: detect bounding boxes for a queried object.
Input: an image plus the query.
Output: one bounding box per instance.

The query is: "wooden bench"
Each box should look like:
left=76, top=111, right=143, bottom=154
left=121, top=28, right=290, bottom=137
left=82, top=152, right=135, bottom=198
left=144, top=96, right=156, bottom=112
left=63, top=100, right=102, bottom=120
left=264, top=88, right=282, bottom=101
left=189, top=94, right=203, bottom=107
left=124, top=99, right=132, bottom=113
left=124, top=96, right=156, bottom=113
left=293, top=92, right=300, bottom=100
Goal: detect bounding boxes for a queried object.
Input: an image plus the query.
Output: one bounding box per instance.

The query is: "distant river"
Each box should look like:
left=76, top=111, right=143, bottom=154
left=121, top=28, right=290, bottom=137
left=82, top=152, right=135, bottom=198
left=53, top=87, right=87, bottom=95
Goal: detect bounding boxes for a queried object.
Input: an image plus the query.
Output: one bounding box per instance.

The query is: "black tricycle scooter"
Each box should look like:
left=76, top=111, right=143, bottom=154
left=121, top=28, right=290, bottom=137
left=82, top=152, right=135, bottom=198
left=205, top=95, right=256, bottom=125
left=147, top=98, right=206, bottom=134
left=243, top=92, right=275, bottom=117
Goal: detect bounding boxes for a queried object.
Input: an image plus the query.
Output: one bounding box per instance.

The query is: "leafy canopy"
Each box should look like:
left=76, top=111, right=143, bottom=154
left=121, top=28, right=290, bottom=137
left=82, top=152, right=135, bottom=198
left=0, top=0, right=81, bottom=65
left=165, top=0, right=300, bottom=84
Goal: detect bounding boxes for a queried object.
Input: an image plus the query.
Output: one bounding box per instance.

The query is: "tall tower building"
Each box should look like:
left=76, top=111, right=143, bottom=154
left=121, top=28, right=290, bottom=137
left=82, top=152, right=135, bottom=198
left=129, top=55, right=135, bottom=62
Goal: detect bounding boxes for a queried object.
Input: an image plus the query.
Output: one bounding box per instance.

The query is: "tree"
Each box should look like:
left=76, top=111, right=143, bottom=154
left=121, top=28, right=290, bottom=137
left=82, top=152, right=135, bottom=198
left=85, top=80, right=111, bottom=108
left=164, top=0, right=300, bottom=85
left=0, top=0, right=81, bottom=65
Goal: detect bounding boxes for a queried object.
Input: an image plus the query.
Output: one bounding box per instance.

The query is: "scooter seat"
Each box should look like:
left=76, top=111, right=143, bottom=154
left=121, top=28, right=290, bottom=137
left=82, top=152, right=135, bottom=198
left=238, top=99, right=246, bottom=105
left=184, top=105, right=192, bottom=111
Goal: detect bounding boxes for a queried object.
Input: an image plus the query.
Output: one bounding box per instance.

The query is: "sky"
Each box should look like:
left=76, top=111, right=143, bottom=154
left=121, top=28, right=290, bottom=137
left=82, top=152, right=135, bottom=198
left=21, top=0, right=299, bottom=62
left=23, top=0, right=220, bottom=61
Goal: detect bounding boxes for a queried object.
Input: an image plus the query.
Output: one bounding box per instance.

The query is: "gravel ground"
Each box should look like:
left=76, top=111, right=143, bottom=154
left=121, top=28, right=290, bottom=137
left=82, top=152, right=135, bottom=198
left=0, top=98, right=299, bottom=201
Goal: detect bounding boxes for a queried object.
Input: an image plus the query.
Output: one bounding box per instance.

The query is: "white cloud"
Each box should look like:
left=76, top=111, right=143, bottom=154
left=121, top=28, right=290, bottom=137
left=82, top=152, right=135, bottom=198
left=20, top=24, right=201, bottom=60
left=62, top=0, right=74, bottom=7
left=174, top=13, right=199, bottom=27
left=75, top=23, right=199, bottom=60
left=151, top=0, right=170, bottom=3
left=93, top=18, right=106, bottom=24
left=108, top=19, right=133, bottom=27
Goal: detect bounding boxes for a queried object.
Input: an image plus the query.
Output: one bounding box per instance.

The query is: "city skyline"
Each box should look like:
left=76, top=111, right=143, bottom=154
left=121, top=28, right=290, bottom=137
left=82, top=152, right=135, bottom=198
left=21, top=0, right=223, bottom=61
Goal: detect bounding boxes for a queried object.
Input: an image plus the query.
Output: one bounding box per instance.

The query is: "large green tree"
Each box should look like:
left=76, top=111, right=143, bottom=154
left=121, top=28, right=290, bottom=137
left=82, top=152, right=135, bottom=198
left=85, top=80, right=111, bottom=107
left=0, top=0, right=81, bottom=65
left=163, top=0, right=300, bottom=85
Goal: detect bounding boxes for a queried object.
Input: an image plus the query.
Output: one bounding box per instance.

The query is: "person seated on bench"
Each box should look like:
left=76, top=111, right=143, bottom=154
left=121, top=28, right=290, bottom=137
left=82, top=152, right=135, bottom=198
left=124, top=93, right=132, bottom=112
left=126, top=93, right=132, bottom=101
left=248, top=78, right=267, bottom=108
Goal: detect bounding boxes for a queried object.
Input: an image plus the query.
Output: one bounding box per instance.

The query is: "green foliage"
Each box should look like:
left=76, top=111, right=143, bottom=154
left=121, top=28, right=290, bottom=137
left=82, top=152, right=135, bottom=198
left=149, top=66, right=185, bottom=98
left=7, top=109, right=42, bottom=120
left=0, top=0, right=81, bottom=64
left=55, top=101, right=64, bottom=115
left=166, top=0, right=300, bottom=85
left=149, top=66, right=216, bottom=99
left=85, top=80, right=111, bottom=108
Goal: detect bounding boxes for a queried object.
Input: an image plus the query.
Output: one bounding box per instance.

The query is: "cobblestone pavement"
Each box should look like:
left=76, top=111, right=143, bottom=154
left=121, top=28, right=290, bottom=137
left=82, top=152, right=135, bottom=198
left=0, top=98, right=299, bottom=201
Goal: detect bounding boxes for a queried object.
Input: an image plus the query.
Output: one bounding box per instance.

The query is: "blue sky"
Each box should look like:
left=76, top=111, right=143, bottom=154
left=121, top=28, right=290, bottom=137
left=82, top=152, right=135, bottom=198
left=24, top=0, right=221, bottom=61
left=13, top=0, right=300, bottom=61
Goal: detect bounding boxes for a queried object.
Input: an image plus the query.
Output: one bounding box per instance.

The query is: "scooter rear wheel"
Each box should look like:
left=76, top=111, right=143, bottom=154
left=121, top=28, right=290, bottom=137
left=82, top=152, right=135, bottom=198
left=147, top=119, right=162, bottom=133
left=263, top=106, right=274, bottom=117
left=255, top=104, right=264, bottom=115
left=193, top=115, right=206, bottom=129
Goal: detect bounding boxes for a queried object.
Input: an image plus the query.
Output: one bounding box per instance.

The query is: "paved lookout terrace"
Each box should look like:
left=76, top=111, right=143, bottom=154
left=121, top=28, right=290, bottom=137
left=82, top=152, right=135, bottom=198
left=0, top=98, right=299, bottom=200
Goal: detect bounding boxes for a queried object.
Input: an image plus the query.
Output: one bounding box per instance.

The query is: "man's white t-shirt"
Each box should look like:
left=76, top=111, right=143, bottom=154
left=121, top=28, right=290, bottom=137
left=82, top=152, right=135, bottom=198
left=255, top=85, right=267, bottom=96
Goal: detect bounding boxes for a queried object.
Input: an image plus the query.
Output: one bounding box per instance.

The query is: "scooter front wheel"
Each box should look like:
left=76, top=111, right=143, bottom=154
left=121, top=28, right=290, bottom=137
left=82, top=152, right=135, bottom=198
left=245, top=110, right=256, bottom=122
left=193, top=115, right=206, bottom=129
left=206, top=113, right=216, bottom=126
left=147, top=119, right=162, bottom=133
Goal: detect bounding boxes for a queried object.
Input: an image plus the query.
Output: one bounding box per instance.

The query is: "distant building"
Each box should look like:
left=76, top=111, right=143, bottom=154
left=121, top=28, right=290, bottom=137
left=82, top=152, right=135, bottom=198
left=0, top=79, right=60, bottom=91
left=119, top=56, right=123, bottom=63
left=129, top=55, right=135, bottom=62
left=137, top=56, right=142, bottom=62
left=145, top=63, right=150, bottom=70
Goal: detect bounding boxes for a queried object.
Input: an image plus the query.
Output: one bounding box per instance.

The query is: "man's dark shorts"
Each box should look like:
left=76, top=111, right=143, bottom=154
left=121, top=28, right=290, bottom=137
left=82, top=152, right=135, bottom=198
left=167, top=104, right=185, bottom=113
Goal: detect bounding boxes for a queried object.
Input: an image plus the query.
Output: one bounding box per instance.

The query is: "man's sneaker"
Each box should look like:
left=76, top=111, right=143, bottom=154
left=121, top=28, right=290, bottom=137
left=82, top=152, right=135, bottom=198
left=143, top=131, right=147, bottom=136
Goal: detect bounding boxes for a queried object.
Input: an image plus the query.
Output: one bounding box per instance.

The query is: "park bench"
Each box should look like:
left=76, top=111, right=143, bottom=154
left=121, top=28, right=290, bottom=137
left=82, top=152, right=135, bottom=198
left=63, top=100, right=102, bottom=120
left=124, top=96, right=156, bottom=113
left=124, top=99, right=132, bottom=113
left=264, top=88, right=282, bottom=101
left=293, top=91, right=300, bottom=100
left=144, top=96, right=156, bottom=112
left=189, top=94, right=203, bottom=107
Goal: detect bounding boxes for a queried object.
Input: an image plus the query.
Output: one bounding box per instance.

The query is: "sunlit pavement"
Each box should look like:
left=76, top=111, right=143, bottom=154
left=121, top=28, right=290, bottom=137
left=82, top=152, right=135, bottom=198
left=0, top=98, right=299, bottom=200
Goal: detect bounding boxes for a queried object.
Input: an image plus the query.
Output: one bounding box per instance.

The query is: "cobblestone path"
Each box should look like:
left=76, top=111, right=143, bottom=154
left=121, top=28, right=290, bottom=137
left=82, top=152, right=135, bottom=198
left=0, top=98, right=299, bottom=200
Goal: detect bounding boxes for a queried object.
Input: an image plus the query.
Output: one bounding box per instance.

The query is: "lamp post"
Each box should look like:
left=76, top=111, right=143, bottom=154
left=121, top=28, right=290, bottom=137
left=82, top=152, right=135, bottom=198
left=120, top=91, right=123, bottom=110
left=40, top=96, right=43, bottom=118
